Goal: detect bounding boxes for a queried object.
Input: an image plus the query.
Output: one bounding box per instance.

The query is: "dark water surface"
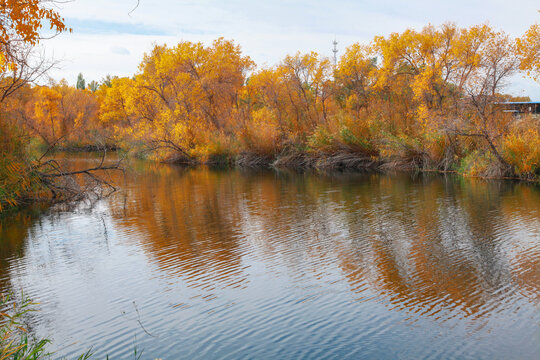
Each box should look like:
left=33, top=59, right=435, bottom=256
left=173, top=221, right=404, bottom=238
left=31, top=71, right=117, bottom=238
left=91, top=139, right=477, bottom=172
left=1, top=158, right=539, bottom=359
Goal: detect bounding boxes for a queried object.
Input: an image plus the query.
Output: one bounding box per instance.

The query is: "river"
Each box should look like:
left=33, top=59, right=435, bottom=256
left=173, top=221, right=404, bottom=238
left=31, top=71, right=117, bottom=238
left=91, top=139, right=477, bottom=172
left=0, top=156, right=539, bottom=359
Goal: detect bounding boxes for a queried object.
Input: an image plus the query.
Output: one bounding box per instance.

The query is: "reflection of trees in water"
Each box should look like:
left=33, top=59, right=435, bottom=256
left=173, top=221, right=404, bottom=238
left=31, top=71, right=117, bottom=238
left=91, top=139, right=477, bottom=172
left=334, top=177, right=539, bottom=320
left=0, top=206, right=53, bottom=343
left=107, top=167, right=540, bottom=320
left=0, top=208, right=45, bottom=292
left=0, top=159, right=532, bottom=355
left=108, top=168, right=252, bottom=291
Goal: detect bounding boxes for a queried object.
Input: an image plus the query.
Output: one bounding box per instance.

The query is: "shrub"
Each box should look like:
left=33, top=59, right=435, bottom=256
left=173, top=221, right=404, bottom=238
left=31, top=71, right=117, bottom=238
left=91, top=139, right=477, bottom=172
left=0, top=293, right=51, bottom=359
left=239, top=108, right=282, bottom=156
left=307, top=125, right=334, bottom=152
left=503, top=128, right=540, bottom=178
left=0, top=124, right=42, bottom=213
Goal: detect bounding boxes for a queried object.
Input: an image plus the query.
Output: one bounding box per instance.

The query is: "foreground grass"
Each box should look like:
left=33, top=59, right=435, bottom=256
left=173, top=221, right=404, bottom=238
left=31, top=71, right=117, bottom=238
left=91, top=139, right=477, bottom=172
left=1, top=293, right=64, bottom=360
left=0, top=293, right=151, bottom=360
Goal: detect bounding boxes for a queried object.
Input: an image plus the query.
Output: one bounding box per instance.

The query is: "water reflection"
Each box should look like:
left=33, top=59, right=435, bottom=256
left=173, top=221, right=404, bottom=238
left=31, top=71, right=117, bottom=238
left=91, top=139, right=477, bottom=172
left=0, top=159, right=538, bottom=359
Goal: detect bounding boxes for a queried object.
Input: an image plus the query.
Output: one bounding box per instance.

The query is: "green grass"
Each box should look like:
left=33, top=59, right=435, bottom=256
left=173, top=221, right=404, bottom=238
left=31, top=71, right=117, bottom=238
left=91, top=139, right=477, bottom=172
left=0, top=293, right=52, bottom=360
left=1, top=293, right=157, bottom=360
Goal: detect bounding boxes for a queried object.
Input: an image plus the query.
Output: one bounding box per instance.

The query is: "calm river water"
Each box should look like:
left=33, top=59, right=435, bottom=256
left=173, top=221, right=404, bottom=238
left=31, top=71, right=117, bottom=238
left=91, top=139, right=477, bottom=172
left=0, top=157, right=539, bottom=359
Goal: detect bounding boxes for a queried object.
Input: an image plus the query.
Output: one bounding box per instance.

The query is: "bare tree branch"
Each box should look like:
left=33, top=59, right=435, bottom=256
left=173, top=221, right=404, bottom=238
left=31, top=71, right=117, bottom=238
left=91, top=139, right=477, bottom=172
left=129, top=0, right=141, bottom=16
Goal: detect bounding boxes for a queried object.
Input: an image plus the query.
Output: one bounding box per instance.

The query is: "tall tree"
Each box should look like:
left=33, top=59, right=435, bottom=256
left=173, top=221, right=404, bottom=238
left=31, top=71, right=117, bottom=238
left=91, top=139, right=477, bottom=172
left=517, top=23, right=540, bottom=82
left=0, top=0, right=70, bottom=103
left=76, top=73, right=86, bottom=90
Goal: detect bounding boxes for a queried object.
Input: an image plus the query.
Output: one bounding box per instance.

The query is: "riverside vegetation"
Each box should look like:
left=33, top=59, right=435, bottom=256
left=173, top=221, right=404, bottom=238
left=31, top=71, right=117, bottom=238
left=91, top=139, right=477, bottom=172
left=0, top=293, right=95, bottom=360
left=1, top=2, right=540, bottom=214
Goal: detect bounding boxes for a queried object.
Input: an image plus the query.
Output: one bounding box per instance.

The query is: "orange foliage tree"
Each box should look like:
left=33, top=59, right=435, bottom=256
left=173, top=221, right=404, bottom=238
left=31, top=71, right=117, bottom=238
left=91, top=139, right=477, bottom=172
left=0, top=0, right=70, bottom=102
left=15, top=81, right=100, bottom=147
left=95, top=23, right=539, bottom=179
left=0, top=0, right=70, bottom=212
left=99, top=38, right=254, bottom=162
left=517, top=23, right=540, bottom=82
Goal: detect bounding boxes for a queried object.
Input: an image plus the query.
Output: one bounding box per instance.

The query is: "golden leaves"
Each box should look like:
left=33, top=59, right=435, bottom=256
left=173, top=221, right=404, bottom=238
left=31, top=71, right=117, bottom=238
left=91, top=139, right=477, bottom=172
left=0, top=0, right=69, bottom=44
left=516, top=23, right=540, bottom=82
left=100, top=39, right=254, bottom=160
left=0, top=0, right=70, bottom=71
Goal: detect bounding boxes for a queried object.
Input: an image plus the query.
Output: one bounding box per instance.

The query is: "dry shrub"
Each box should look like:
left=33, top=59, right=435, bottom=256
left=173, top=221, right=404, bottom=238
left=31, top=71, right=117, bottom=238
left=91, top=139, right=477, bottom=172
left=459, top=151, right=508, bottom=178
left=379, top=134, right=430, bottom=170
left=0, top=123, right=42, bottom=212
left=194, top=131, right=238, bottom=166
left=272, top=149, right=315, bottom=169
left=236, top=152, right=273, bottom=168
left=307, top=125, right=334, bottom=152
left=308, top=112, right=379, bottom=157
left=315, top=152, right=379, bottom=171
left=422, top=131, right=463, bottom=171
left=239, top=107, right=282, bottom=156
left=503, top=126, right=540, bottom=178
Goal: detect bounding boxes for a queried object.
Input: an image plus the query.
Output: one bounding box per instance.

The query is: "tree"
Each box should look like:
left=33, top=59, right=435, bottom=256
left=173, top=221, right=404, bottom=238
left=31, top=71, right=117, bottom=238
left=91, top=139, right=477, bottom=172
left=101, top=74, right=116, bottom=88
left=88, top=80, right=99, bottom=92
left=13, top=81, right=99, bottom=147
left=0, top=0, right=71, bottom=212
left=449, top=27, right=519, bottom=174
left=516, top=23, right=540, bottom=82
left=0, top=0, right=70, bottom=102
left=0, top=0, right=69, bottom=47
left=371, top=24, right=520, bottom=174
left=96, top=76, right=134, bottom=130
left=335, top=43, right=377, bottom=115
left=76, top=73, right=86, bottom=90
left=0, top=44, right=53, bottom=103
left=100, top=38, right=254, bottom=161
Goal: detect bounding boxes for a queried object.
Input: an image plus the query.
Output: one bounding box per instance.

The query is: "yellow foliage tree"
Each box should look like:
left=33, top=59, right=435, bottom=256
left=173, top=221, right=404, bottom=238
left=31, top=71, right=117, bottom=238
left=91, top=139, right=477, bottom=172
left=100, top=39, right=253, bottom=161
left=15, top=81, right=99, bottom=147
left=0, top=0, right=70, bottom=101
left=517, top=23, right=540, bottom=82
left=0, top=0, right=69, bottom=212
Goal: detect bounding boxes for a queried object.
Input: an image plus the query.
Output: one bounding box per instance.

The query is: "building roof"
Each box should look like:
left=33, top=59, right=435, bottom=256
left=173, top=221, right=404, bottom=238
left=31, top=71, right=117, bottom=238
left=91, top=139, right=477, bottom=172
left=496, top=101, right=540, bottom=105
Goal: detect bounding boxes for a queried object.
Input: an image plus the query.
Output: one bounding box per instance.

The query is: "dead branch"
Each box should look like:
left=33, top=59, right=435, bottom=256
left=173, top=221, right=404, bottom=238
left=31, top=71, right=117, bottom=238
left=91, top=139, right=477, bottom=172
left=40, top=164, right=122, bottom=178
left=129, top=0, right=140, bottom=16
left=33, top=146, right=126, bottom=204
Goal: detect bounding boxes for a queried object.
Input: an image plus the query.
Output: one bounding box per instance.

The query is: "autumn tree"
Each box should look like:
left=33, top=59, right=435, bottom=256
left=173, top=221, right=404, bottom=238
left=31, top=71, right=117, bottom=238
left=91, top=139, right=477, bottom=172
left=16, top=81, right=100, bottom=147
left=371, top=24, right=522, bottom=173
left=100, top=38, right=254, bottom=161
left=0, top=0, right=72, bottom=211
left=0, top=0, right=70, bottom=103
left=281, top=52, right=332, bottom=131
left=517, top=23, right=540, bottom=82
left=455, top=28, right=519, bottom=173
left=240, top=67, right=288, bottom=155
left=335, top=44, right=377, bottom=116
left=96, top=23, right=538, bottom=178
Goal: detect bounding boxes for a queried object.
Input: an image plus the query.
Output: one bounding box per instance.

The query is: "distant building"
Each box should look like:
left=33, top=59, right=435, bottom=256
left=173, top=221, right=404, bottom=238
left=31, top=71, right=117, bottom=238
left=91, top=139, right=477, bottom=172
left=496, top=101, right=540, bottom=115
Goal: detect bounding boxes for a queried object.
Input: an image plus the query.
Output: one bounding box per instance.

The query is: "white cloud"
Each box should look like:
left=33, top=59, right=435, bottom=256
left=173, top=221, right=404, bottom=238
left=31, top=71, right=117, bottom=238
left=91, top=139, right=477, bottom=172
left=45, top=0, right=540, bottom=98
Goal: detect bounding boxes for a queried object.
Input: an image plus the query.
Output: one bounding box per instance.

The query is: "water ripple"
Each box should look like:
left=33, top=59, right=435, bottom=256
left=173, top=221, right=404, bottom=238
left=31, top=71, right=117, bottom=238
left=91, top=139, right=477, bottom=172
left=0, top=167, right=538, bottom=359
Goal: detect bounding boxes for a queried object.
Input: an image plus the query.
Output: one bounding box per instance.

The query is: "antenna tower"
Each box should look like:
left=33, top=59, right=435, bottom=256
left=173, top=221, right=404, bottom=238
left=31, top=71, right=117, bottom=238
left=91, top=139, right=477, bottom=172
left=332, top=38, right=338, bottom=66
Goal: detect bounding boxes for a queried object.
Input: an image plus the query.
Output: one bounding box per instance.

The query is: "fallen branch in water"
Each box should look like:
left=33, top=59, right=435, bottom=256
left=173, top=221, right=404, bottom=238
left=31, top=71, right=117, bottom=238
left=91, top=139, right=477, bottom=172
left=33, top=146, right=126, bottom=203
left=39, top=164, right=123, bottom=178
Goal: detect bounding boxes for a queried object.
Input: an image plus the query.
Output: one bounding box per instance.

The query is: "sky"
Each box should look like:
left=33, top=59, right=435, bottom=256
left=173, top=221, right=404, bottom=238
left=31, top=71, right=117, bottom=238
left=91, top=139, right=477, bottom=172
left=44, top=0, right=540, bottom=99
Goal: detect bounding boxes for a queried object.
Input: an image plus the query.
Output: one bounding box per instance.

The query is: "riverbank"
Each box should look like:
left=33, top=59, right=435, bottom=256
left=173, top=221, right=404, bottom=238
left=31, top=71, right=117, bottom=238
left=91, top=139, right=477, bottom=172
left=163, top=149, right=540, bottom=182
left=1, top=143, right=537, bottom=216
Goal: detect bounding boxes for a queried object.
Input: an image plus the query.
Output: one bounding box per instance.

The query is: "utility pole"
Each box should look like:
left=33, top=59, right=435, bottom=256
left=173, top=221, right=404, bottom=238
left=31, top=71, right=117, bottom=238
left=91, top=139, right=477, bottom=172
left=332, top=38, right=338, bottom=67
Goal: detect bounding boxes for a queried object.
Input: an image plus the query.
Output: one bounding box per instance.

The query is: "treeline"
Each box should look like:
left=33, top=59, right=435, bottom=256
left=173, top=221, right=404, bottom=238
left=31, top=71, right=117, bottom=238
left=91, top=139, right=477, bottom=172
left=2, top=22, right=540, bottom=211
left=13, top=24, right=540, bottom=175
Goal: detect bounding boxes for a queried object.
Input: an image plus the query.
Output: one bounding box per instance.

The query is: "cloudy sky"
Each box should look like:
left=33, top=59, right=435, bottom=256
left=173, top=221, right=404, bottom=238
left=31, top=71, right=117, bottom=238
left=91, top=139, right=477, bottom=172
left=45, top=0, right=540, bottom=99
